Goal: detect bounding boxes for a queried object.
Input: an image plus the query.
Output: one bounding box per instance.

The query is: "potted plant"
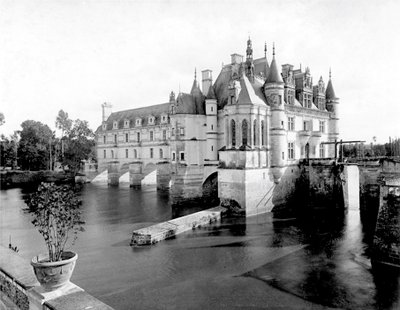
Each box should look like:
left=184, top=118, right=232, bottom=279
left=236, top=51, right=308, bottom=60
left=26, top=182, right=84, bottom=291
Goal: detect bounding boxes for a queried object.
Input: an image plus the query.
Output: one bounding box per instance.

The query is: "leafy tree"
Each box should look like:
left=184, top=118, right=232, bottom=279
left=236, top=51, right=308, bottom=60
left=0, top=133, right=18, bottom=168
left=55, top=110, right=72, bottom=159
left=63, top=119, right=95, bottom=173
left=18, top=120, right=54, bottom=170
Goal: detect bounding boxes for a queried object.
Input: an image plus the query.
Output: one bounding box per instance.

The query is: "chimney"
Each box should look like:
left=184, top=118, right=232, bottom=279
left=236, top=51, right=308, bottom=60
left=201, top=70, right=212, bottom=95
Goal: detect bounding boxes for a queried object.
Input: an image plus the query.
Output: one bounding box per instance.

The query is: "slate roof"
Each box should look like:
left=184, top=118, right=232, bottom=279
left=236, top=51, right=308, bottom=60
left=265, top=56, right=283, bottom=83
left=101, top=103, right=170, bottom=131
left=325, top=79, right=337, bottom=100
left=254, top=57, right=269, bottom=79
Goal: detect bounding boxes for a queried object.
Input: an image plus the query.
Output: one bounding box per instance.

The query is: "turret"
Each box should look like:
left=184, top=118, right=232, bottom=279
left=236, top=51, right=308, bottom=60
left=282, top=64, right=295, bottom=105
left=325, top=69, right=340, bottom=157
left=190, top=68, right=205, bottom=114
left=264, top=44, right=286, bottom=180
left=205, top=81, right=218, bottom=161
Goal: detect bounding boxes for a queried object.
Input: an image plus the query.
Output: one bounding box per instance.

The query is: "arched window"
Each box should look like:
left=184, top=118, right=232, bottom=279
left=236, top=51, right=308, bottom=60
left=134, top=149, right=137, bottom=159
left=242, top=119, right=248, bottom=146
left=253, top=120, right=257, bottom=146
left=231, top=119, right=236, bottom=147
left=261, top=120, right=265, bottom=146
left=111, top=150, right=114, bottom=159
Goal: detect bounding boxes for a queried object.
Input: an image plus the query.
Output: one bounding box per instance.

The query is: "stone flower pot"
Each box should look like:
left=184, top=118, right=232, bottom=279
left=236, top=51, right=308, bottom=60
left=31, top=251, right=78, bottom=291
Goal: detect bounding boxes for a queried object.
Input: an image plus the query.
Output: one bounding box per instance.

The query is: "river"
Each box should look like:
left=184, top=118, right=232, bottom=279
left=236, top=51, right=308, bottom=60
left=1, top=183, right=399, bottom=309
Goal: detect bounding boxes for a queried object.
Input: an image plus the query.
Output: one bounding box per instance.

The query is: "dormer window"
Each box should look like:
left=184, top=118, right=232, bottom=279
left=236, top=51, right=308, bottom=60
left=113, top=121, right=118, bottom=129
left=124, top=120, right=130, bottom=128
left=161, top=114, right=168, bottom=124
left=148, top=116, right=155, bottom=125
left=102, top=123, right=107, bottom=130
left=135, top=118, right=142, bottom=126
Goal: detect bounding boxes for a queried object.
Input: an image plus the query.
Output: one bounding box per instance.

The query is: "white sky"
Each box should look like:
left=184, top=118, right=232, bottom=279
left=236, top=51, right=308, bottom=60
left=1, top=0, right=400, bottom=143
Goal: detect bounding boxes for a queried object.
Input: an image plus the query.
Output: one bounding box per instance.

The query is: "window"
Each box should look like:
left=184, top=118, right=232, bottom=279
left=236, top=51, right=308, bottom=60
left=180, top=128, right=185, bottom=136
left=137, top=132, right=140, bottom=142
left=231, top=120, right=236, bottom=147
left=102, top=124, right=107, bottom=130
left=172, top=128, right=175, bottom=136
left=180, top=152, right=185, bottom=161
left=253, top=120, right=257, bottom=145
left=303, top=121, right=311, bottom=131
left=125, top=149, right=128, bottom=158
left=162, top=115, right=166, bottom=122
left=124, top=120, right=129, bottom=128
left=134, top=149, right=137, bottom=159
left=282, top=151, right=284, bottom=160
left=211, top=124, right=214, bottom=130
left=163, top=130, right=167, bottom=140
left=150, top=131, right=154, bottom=141
left=288, top=142, right=295, bottom=159
left=159, top=148, right=163, bottom=159
left=136, top=119, right=141, bottom=126
left=319, top=144, right=325, bottom=158
left=113, top=121, right=118, bottom=129
left=211, top=146, right=213, bottom=152
left=114, top=134, right=117, bottom=144
left=319, top=121, right=325, bottom=133
left=242, top=119, right=248, bottom=146
left=211, top=107, right=214, bottom=112
left=150, top=148, right=153, bottom=158
left=301, top=144, right=304, bottom=157
left=172, top=152, right=176, bottom=161
left=148, top=117, right=154, bottom=125
left=261, top=120, right=265, bottom=146
left=103, top=135, right=106, bottom=144
left=103, top=150, right=106, bottom=158
left=281, top=121, right=284, bottom=128
left=111, top=150, right=114, bottom=159
left=125, top=133, right=129, bottom=142
left=288, top=117, right=295, bottom=131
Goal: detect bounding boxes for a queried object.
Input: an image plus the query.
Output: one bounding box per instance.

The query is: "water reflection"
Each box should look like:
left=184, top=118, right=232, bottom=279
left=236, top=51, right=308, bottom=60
left=1, top=185, right=399, bottom=309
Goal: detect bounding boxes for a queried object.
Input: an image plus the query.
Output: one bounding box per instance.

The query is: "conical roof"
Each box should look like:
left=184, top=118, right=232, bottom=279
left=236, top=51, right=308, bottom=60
left=206, top=85, right=216, bottom=100
left=325, top=79, right=337, bottom=100
left=265, top=56, right=283, bottom=83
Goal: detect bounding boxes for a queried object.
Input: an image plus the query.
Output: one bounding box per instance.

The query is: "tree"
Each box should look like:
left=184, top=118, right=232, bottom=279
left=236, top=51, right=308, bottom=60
left=63, top=119, right=95, bottom=173
left=0, top=133, right=18, bottom=168
left=0, top=112, right=4, bottom=126
left=18, top=120, right=54, bottom=170
left=55, top=110, right=72, bottom=159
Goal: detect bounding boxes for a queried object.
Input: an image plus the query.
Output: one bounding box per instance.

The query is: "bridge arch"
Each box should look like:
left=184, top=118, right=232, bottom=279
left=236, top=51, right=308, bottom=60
left=202, top=171, right=219, bottom=205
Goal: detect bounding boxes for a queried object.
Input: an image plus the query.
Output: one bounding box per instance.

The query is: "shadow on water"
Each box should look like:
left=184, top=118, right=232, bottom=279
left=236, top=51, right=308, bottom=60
left=242, top=202, right=399, bottom=310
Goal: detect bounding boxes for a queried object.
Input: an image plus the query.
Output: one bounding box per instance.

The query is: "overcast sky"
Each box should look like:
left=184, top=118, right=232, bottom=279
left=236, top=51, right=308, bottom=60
left=1, top=0, right=399, bottom=143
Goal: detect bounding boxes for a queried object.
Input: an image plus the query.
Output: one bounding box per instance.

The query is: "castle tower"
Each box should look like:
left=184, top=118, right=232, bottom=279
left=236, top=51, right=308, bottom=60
left=190, top=68, right=205, bottom=114
left=325, top=69, right=339, bottom=157
left=245, top=37, right=255, bottom=82
left=264, top=44, right=286, bottom=181
left=205, top=80, right=218, bottom=161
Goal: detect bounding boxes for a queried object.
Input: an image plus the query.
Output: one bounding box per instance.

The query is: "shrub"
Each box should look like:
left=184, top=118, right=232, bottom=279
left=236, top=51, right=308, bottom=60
left=26, top=182, right=84, bottom=262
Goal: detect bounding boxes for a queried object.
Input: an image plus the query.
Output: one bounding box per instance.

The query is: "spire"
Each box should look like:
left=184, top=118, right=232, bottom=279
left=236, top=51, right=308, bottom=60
left=264, top=41, right=267, bottom=58
left=325, top=68, right=337, bottom=100
left=191, top=68, right=200, bottom=94
left=265, top=43, right=283, bottom=84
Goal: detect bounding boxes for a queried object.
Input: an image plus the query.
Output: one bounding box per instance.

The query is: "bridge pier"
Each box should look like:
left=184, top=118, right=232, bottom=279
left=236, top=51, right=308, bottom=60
left=107, top=161, right=120, bottom=186
left=129, top=162, right=144, bottom=189
left=170, top=164, right=204, bottom=206
left=156, top=162, right=171, bottom=191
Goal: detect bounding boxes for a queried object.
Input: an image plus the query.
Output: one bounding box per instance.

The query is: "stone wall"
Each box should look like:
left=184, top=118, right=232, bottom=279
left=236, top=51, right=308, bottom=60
left=0, top=246, right=113, bottom=310
left=372, top=181, right=400, bottom=267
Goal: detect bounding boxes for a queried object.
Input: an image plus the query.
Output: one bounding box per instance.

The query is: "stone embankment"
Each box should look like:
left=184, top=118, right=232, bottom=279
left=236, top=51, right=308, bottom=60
left=0, top=245, right=113, bottom=310
left=130, top=206, right=227, bottom=246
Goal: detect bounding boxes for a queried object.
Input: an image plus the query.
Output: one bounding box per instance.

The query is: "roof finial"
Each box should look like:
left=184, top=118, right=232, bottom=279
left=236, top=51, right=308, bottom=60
left=264, top=42, right=267, bottom=58
left=329, top=67, right=332, bottom=79
left=273, top=42, right=275, bottom=57
left=194, top=68, right=197, bottom=81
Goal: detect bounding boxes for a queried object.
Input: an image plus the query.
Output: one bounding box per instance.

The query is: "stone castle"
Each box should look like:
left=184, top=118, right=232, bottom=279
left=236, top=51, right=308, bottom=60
left=96, top=38, right=339, bottom=215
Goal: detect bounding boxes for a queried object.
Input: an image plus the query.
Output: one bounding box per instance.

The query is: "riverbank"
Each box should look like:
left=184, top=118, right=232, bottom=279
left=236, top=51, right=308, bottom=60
left=0, top=170, right=75, bottom=189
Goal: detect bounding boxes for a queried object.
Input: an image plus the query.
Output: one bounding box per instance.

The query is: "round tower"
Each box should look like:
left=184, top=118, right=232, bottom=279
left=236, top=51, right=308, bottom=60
left=264, top=44, right=286, bottom=181
left=205, top=78, right=218, bottom=161
left=325, top=69, right=339, bottom=157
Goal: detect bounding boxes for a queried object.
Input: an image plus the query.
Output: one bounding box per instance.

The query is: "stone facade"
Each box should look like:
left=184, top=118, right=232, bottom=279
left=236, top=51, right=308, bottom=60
left=95, top=38, right=340, bottom=214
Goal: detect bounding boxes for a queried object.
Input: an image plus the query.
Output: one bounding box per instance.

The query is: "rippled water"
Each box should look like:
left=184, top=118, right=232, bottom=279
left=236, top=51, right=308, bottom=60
left=1, top=184, right=399, bottom=309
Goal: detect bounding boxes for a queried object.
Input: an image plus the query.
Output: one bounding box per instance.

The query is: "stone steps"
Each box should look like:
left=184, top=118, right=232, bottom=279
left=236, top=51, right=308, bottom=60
left=130, top=206, right=227, bottom=246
